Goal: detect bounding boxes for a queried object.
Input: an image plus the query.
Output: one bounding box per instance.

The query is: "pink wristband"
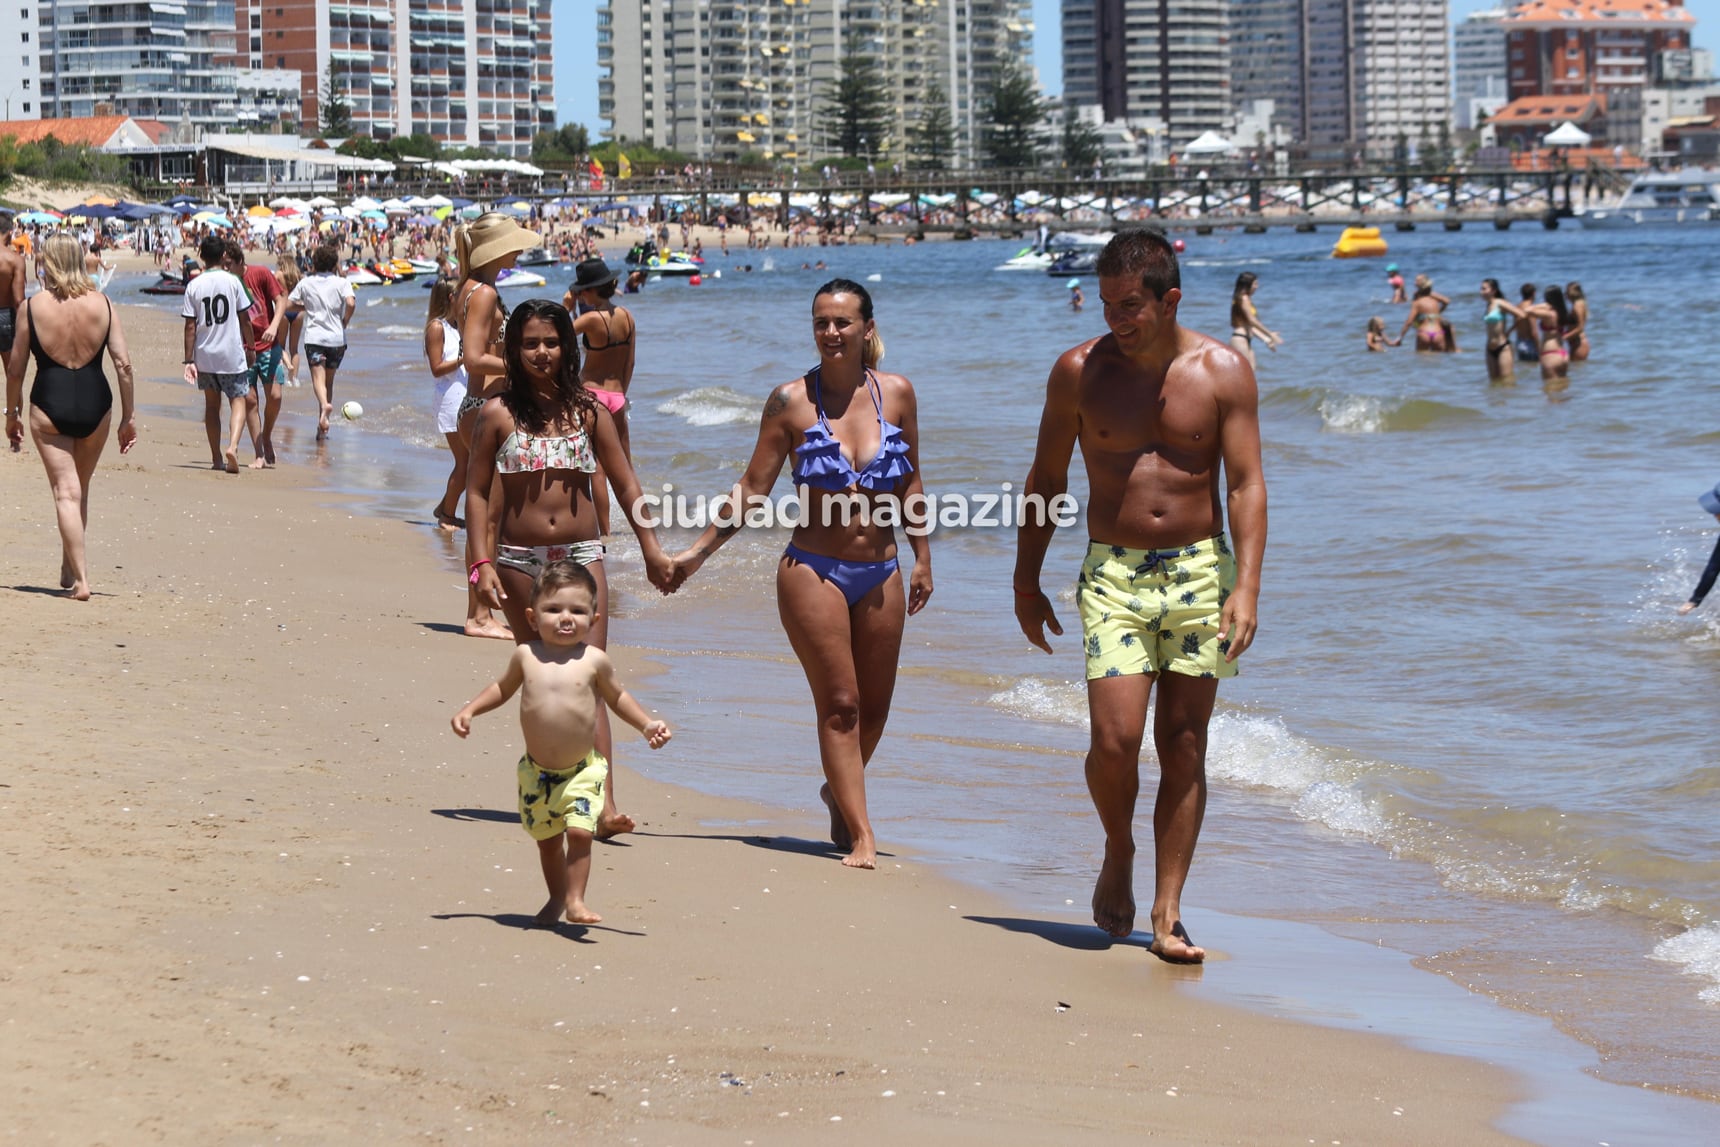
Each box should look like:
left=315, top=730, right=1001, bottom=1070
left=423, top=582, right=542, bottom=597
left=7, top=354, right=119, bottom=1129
left=468, top=558, right=492, bottom=585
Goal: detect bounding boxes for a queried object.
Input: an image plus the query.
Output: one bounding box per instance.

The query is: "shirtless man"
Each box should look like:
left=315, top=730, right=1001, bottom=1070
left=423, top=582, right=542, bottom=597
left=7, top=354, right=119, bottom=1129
left=1014, top=229, right=1267, bottom=964
left=1512, top=284, right=1540, bottom=363
left=0, top=233, right=24, bottom=363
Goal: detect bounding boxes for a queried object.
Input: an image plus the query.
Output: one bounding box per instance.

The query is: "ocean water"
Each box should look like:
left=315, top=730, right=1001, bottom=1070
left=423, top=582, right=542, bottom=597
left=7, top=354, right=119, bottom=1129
left=117, top=226, right=1720, bottom=1125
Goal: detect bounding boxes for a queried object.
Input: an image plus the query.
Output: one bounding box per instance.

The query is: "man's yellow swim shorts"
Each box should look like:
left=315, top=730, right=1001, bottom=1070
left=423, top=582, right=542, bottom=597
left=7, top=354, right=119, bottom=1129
left=517, top=748, right=608, bottom=840
left=1077, top=536, right=1238, bottom=681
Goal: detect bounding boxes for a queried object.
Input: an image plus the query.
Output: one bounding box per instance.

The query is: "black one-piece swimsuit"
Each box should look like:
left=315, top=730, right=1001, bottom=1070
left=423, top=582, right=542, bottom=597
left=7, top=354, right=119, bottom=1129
left=28, top=297, right=113, bottom=439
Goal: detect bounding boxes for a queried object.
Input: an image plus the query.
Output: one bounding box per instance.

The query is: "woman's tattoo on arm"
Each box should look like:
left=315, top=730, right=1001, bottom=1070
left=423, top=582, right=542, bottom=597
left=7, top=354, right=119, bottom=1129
left=763, top=387, right=788, bottom=418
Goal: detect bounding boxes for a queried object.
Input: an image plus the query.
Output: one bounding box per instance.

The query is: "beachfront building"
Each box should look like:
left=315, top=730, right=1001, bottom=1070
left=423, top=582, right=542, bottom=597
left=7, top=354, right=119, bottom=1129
left=33, top=1, right=241, bottom=131
left=225, top=0, right=553, bottom=156
left=597, top=0, right=1033, bottom=166
left=1224, top=0, right=1450, bottom=158
left=1059, top=0, right=1229, bottom=146
left=1504, top=0, right=1695, bottom=103
left=5, top=18, right=39, bottom=121
left=1454, top=7, right=1511, bottom=131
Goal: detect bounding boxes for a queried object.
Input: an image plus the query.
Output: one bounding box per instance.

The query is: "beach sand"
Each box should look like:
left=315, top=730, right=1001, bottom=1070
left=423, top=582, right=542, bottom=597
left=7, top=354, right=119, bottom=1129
left=0, top=302, right=1526, bottom=1144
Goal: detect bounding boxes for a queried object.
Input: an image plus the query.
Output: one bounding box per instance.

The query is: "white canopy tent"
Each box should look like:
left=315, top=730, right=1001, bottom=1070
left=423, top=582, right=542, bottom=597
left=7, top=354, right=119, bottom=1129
left=1543, top=121, right=1593, bottom=147
left=1181, top=131, right=1236, bottom=156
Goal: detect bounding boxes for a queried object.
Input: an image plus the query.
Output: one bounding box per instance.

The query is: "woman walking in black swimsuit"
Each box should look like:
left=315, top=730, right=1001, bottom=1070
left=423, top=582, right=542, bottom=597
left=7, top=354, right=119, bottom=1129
left=4, top=234, right=138, bottom=600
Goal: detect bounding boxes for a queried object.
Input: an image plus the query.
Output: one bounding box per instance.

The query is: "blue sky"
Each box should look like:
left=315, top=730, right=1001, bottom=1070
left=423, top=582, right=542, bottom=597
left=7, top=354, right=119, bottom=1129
left=552, top=0, right=1720, bottom=133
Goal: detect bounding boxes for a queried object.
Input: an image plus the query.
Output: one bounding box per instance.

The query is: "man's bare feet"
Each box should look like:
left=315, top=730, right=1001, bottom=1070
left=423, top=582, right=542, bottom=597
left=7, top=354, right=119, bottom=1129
left=841, top=835, right=877, bottom=870
left=1148, top=918, right=1205, bottom=964
left=1092, top=846, right=1137, bottom=938
left=820, top=783, right=854, bottom=851
left=463, top=619, right=514, bottom=640
left=210, top=460, right=225, bottom=470
left=594, top=810, right=636, bottom=840
left=262, top=442, right=277, bottom=466
left=565, top=902, right=603, bottom=924
left=222, top=449, right=239, bottom=474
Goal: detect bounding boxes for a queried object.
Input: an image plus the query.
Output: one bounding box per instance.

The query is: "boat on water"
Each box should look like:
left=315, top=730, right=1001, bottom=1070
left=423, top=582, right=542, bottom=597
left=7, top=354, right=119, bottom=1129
left=625, top=244, right=703, bottom=276
left=495, top=267, right=548, bottom=288
left=405, top=258, right=440, bottom=276
left=140, top=272, right=188, bottom=296
left=996, top=230, right=1112, bottom=272
left=1576, top=169, right=1720, bottom=227
left=1046, top=249, right=1100, bottom=276
left=516, top=247, right=555, bottom=268
left=345, top=267, right=383, bottom=287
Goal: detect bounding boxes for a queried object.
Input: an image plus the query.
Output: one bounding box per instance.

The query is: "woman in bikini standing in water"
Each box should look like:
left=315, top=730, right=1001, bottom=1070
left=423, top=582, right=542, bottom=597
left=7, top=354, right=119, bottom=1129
left=1398, top=277, right=1451, bottom=352
left=1228, top=272, right=1281, bottom=368
left=4, top=234, right=139, bottom=599
left=1527, top=284, right=1572, bottom=385
left=563, top=258, right=635, bottom=536
left=466, top=298, right=675, bottom=840
left=454, top=213, right=539, bottom=640
left=673, top=279, right=934, bottom=869
left=1479, top=278, right=1523, bottom=381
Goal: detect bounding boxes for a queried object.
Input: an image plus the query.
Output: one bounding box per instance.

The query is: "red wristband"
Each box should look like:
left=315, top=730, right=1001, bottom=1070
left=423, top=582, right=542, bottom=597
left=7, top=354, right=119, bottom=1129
left=1013, top=585, right=1041, bottom=597
left=468, top=558, right=492, bottom=585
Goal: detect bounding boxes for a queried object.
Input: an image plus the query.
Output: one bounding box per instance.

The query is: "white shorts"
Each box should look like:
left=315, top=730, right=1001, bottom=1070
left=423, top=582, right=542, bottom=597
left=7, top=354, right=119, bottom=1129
left=433, top=374, right=467, bottom=434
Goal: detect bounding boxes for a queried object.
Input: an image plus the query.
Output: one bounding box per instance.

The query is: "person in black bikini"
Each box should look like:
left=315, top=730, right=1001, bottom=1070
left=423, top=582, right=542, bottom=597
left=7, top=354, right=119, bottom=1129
left=672, top=279, right=934, bottom=869
left=4, top=234, right=138, bottom=600
left=563, top=258, right=636, bottom=535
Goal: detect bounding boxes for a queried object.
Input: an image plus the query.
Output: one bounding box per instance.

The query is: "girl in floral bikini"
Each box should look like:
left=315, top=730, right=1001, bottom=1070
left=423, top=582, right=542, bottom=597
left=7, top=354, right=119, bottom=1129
left=465, top=298, right=676, bottom=838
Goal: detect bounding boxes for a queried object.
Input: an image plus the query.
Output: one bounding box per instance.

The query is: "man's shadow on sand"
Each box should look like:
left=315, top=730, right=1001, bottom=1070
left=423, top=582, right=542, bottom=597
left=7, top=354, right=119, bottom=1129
left=429, top=912, right=646, bottom=942
left=9, top=584, right=115, bottom=598
left=631, top=830, right=894, bottom=862
left=965, top=915, right=1156, bottom=953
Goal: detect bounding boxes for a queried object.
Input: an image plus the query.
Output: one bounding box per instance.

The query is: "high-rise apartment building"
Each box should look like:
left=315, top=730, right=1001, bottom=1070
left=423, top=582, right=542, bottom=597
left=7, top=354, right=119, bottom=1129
left=37, top=1, right=241, bottom=129
left=6, top=14, right=38, bottom=121
left=229, top=0, right=552, bottom=155
left=1453, top=7, right=1509, bottom=131
left=1228, top=0, right=1449, bottom=157
left=1059, top=0, right=1230, bottom=146
left=598, top=0, right=1032, bottom=166
left=1503, top=0, right=1694, bottom=102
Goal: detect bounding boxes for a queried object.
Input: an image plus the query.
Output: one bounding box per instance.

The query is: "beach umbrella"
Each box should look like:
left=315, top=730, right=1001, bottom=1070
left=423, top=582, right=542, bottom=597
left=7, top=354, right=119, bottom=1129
left=458, top=204, right=482, bottom=219
left=71, top=204, right=124, bottom=219
left=247, top=204, right=274, bottom=217
left=306, top=195, right=338, bottom=208
left=494, top=203, right=530, bottom=218
left=16, top=211, right=62, bottom=225
left=381, top=197, right=411, bottom=214
left=405, top=214, right=440, bottom=226
left=424, top=194, right=453, bottom=208
left=448, top=197, right=474, bottom=208
left=350, top=195, right=384, bottom=212
left=200, top=215, right=235, bottom=229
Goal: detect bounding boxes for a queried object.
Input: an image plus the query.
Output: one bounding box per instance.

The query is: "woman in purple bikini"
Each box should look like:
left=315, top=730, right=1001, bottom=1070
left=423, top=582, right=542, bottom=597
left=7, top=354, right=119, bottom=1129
left=674, top=279, right=934, bottom=869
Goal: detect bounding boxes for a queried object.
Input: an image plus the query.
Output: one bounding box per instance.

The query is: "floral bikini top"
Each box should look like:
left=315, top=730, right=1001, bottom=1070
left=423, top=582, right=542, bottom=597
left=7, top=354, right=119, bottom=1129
left=496, top=422, right=597, bottom=474
left=791, top=367, right=913, bottom=492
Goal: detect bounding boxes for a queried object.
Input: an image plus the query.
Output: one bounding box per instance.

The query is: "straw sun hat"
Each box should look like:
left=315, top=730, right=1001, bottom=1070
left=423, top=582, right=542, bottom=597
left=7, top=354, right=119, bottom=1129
left=464, top=213, right=541, bottom=269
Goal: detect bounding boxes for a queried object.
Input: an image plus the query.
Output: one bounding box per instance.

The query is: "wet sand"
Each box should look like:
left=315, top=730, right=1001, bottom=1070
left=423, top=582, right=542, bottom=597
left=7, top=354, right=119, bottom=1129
left=0, top=302, right=1525, bottom=1143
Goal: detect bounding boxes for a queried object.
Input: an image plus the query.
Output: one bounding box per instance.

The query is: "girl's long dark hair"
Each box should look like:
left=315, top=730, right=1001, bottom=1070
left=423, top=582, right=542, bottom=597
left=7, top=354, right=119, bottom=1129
left=503, top=299, right=592, bottom=435
left=1544, top=285, right=1570, bottom=332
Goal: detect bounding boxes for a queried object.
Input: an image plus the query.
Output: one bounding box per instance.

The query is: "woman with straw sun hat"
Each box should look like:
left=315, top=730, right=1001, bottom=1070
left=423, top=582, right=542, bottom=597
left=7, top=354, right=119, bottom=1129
left=454, top=212, right=542, bottom=641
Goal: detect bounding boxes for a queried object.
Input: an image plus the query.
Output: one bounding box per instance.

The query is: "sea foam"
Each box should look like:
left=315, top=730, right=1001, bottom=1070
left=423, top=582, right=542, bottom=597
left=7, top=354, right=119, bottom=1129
left=658, top=386, right=762, bottom=426
left=1650, top=922, right=1720, bottom=1004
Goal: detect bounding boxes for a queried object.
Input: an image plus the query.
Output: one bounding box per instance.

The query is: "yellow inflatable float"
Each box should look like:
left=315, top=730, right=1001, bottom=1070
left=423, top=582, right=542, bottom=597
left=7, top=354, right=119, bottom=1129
left=1332, top=226, right=1389, bottom=259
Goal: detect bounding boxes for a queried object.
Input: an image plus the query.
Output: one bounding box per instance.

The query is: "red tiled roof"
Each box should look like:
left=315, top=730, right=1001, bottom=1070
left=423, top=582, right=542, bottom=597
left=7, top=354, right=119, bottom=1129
left=1491, top=94, right=1608, bottom=125
left=1506, top=0, right=1695, bottom=26
left=0, top=116, right=136, bottom=147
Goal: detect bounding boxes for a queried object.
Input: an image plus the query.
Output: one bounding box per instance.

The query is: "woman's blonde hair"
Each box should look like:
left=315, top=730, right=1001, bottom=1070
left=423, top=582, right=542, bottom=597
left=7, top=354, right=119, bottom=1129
left=275, top=255, right=301, bottom=292
left=42, top=235, right=96, bottom=300
left=863, top=328, right=885, bottom=368
left=452, top=221, right=474, bottom=284
left=426, top=278, right=456, bottom=324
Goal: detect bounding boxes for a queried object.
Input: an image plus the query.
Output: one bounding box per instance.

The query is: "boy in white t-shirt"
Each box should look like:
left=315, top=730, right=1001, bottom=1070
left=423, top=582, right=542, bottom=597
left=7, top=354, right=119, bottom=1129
left=276, top=244, right=355, bottom=440
left=182, top=235, right=255, bottom=473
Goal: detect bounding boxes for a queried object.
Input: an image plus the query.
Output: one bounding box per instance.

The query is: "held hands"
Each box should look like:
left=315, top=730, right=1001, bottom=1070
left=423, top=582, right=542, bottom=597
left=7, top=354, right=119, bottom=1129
left=641, top=718, right=671, bottom=749
left=668, top=549, right=707, bottom=591
left=1014, top=588, right=1063, bottom=654
left=644, top=549, right=681, bottom=595
left=1218, top=588, right=1259, bottom=663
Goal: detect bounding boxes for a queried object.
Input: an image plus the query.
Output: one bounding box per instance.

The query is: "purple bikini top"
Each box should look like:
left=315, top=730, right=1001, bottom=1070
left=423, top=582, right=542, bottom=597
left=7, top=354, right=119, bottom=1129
left=791, top=367, right=913, bottom=492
